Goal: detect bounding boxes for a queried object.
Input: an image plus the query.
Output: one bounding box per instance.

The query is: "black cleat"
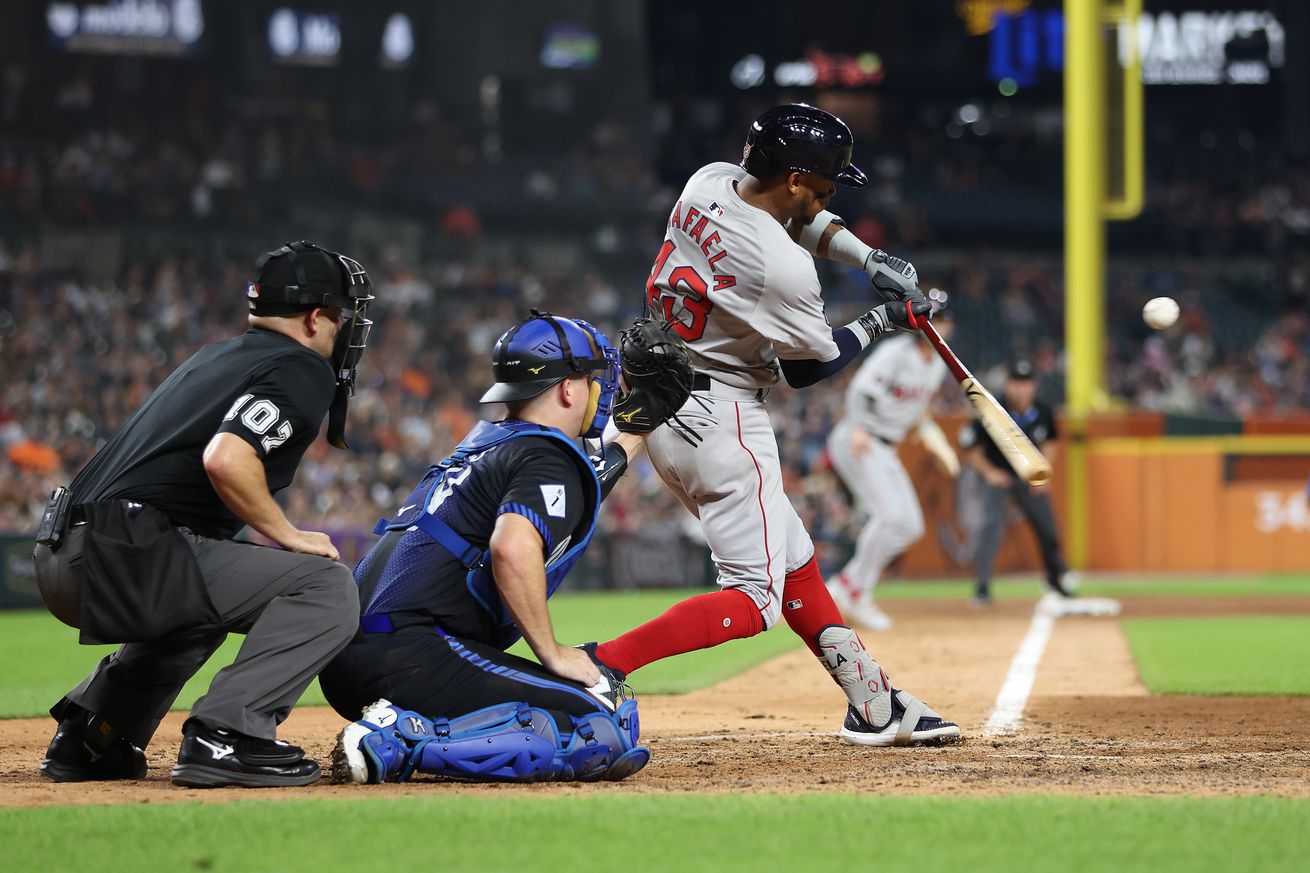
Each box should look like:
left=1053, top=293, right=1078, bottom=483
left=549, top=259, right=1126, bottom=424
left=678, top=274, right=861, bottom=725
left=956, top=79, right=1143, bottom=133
left=171, top=720, right=320, bottom=788
left=577, top=642, right=633, bottom=711
left=1046, top=578, right=1074, bottom=598
left=40, top=708, right=147, bottom=783
left=839, top=689, right=963, bottom=747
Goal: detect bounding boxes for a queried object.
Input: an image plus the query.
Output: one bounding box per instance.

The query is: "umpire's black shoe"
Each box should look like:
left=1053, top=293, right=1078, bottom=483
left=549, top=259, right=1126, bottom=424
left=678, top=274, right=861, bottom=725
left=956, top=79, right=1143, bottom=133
left=577, top=642, right=633, bottom=711
left=1045, top=574, right=1075, bottom=598
left=171, top=720, right=321, bottom=788
left=40, top=709, right=147, bottom=783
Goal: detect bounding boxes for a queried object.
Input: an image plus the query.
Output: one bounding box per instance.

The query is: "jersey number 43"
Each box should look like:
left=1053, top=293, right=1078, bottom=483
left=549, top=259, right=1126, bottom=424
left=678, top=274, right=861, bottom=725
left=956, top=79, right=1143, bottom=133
left=646, top=240, right=712, bottom=342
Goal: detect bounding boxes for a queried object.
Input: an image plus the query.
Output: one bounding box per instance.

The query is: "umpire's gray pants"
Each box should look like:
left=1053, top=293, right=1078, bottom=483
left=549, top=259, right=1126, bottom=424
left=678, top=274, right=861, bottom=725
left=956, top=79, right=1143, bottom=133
left=37, top=527, right=358, bottom=747
left=973, top=478, right=1068, bottom=595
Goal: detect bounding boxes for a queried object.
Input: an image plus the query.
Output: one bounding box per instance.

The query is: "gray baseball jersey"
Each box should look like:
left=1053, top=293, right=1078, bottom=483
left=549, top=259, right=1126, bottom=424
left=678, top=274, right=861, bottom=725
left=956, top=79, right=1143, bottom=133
left=646, top=162, right=840, bottom=390
left=843, top=334, right=949, bottom=444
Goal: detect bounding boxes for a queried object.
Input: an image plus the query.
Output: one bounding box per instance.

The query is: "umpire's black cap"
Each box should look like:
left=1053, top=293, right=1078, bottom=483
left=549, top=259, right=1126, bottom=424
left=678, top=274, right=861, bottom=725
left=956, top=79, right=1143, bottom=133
left=247, top=241, right=369, bottom=317
left=1008, top=359, right=1036, bottom=380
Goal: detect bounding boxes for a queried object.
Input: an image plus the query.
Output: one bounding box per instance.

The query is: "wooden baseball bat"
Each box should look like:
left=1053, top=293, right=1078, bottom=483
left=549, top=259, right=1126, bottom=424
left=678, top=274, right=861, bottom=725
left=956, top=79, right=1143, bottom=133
left=916, top=318, right=1052, bottom=486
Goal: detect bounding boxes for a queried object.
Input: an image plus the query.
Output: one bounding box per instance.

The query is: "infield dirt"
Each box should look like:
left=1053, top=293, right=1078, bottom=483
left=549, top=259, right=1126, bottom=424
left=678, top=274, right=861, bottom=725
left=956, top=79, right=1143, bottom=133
left=2, top=595, right=1308, bottom=807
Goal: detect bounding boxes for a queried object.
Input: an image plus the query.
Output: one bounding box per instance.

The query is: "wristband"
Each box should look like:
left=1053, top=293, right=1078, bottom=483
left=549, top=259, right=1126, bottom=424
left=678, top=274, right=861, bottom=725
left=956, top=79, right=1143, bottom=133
left=846, top=306, right=892, bottom=348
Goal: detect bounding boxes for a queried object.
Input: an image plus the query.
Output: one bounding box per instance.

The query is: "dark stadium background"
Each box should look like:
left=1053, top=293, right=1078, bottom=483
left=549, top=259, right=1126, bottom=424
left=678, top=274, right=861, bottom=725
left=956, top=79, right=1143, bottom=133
left=1, top=0, right=1305, bottom=598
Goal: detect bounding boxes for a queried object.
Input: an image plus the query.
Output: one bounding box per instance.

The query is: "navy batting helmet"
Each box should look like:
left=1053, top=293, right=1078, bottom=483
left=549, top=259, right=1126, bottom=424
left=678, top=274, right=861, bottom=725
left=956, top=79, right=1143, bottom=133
left=480, top=310, right=619, bottom=439
left=741, top=104, right=867, bottom=188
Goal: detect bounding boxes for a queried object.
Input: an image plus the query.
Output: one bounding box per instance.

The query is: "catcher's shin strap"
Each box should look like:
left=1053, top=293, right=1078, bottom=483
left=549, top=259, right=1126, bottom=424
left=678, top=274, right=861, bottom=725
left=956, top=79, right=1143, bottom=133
left=690, top=373, right=770, bottom=402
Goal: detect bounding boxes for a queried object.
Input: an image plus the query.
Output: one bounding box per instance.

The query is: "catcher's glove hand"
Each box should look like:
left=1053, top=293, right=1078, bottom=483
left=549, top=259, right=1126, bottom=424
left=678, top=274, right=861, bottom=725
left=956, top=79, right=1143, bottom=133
left=612, top=318, right=695, bottom=435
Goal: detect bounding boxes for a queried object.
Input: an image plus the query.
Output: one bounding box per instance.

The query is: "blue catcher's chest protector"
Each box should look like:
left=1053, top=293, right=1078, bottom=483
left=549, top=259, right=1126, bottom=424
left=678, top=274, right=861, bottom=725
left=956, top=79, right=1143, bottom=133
left=370, top=420, right=601, bottom=645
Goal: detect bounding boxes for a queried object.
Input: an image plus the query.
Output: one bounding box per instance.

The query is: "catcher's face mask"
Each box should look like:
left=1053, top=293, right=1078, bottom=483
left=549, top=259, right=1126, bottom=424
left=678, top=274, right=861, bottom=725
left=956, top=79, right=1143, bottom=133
left=248, top=241, right=375, bottom=450
left=572, top=318, right=619, bottom=439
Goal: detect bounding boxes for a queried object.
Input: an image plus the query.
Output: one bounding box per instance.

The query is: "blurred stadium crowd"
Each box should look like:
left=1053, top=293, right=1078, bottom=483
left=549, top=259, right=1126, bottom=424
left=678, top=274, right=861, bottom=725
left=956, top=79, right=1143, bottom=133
left=2, top=57, right=1308, bottom=554
left=2, top=238, right=1307, bottom=539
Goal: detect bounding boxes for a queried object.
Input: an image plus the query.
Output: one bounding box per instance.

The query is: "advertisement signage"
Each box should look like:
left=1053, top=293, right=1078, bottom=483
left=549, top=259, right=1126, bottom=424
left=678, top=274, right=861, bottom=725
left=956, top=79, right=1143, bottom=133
left=46, top=0, right=204, bottom=56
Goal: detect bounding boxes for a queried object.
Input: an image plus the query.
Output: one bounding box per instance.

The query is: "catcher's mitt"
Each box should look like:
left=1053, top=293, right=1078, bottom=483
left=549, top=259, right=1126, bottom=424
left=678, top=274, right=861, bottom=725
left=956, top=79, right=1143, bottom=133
left=612, top=318, right=695, bottom=436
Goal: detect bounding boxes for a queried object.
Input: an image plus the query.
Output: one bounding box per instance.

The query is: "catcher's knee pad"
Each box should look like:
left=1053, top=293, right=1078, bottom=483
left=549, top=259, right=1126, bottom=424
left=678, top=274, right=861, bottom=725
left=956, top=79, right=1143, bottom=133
left=346, top=700, right=446, bottom=783
left=558, top=699, right=650, bottom=782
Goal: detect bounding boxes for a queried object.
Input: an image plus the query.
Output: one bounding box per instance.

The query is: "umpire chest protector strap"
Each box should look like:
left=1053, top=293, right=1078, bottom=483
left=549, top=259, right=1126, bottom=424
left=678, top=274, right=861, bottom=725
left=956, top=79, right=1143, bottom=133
left=366, top=420, right=601, bottom=643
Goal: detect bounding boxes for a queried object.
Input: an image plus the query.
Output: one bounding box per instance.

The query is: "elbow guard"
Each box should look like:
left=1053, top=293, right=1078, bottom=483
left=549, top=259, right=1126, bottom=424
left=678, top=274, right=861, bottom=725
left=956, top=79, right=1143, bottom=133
left=797, top=210, right=844, bottom=255
left=593, top=442, right=630, bottom=500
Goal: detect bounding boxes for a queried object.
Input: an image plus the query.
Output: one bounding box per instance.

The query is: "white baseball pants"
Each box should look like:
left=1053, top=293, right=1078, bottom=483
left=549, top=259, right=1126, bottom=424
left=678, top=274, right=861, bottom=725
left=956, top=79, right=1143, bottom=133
left=646, top=383, right=815, bottom=629
left=826, top=419, right=925, bottom=597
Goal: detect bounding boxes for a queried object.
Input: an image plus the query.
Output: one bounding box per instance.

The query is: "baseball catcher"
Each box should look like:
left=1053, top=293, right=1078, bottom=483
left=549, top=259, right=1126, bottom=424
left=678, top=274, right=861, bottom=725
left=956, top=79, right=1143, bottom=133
left=322, top=312, right=691, bottom=784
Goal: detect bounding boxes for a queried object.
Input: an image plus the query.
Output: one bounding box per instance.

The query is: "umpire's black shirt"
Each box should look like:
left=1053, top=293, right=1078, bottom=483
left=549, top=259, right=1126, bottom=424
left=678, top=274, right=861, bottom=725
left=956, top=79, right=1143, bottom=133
left=70, top=328, right=335, bottom=539
left=960, top=397, right=1058, bottom=474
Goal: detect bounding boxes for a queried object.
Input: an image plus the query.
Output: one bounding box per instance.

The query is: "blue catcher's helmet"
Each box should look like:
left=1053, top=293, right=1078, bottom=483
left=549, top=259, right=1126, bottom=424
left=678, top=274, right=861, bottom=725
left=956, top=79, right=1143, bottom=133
left=480, top=310, right=619, bottom=439
left=742, top=103, right=867, bottom=188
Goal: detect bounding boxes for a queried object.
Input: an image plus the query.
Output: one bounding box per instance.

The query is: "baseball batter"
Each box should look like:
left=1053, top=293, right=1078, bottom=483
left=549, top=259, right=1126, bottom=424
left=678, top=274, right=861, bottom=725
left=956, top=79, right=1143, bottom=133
left=590, top=104, right=961, bottom=746
left=826, top=305, right=959, bottom=631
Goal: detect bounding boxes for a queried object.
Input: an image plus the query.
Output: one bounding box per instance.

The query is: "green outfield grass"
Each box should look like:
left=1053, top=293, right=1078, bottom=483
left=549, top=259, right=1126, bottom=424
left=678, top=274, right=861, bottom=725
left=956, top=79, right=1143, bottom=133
left=875, top=573, right=1310, bottom=600
left=1123, top=616, right=1310, bottom=696
left=4, top=574, right=1307, bottom=720
left=0, top=590, right=803, bottom=719
left=1, top=794, right=1306, bottom=873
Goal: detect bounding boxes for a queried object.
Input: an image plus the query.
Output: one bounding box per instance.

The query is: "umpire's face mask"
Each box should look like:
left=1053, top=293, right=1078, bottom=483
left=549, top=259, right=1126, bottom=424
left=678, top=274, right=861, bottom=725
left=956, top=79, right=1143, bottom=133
left=326, top=255, right=375, bottom=450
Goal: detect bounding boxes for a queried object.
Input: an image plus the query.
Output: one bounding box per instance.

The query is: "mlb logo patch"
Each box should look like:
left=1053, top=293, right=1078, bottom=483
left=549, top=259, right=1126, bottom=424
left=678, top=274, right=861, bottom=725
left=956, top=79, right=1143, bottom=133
left=785, top=598, right=803, bottom=611
left=246, top=282, right=260, bottom=298
left=708, top=201, right=724, bottom=219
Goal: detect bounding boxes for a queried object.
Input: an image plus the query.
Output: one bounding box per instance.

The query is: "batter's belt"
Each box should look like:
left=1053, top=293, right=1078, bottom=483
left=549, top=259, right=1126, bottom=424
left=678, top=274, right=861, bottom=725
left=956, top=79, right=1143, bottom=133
left=691, top=373, right=770, bottom=402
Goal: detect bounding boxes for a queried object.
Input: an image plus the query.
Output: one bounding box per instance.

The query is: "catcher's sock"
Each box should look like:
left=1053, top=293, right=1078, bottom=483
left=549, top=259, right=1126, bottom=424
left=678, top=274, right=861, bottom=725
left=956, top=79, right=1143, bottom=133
left=595, top=589, right=762, bottom=676
left=782, top=556, right=847, bottom=657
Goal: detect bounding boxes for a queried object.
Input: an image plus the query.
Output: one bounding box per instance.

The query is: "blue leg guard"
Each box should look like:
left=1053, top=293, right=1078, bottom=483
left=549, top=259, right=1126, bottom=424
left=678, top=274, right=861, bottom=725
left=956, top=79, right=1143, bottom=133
left=337, top=698, right=651, bottom=784
left=412, top=702, right=561, bottom=782
left=559, top=699, right=650, bottom=782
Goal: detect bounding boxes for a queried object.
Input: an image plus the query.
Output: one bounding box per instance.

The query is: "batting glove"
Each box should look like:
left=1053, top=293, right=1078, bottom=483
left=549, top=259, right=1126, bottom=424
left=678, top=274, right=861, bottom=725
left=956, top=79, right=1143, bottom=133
left=865, top=249, right=922, bottom=304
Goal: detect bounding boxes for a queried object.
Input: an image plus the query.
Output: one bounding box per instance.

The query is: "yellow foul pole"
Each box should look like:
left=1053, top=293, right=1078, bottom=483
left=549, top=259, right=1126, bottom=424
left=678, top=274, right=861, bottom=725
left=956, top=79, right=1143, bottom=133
left=1064, top=0, right=1106, bottom=569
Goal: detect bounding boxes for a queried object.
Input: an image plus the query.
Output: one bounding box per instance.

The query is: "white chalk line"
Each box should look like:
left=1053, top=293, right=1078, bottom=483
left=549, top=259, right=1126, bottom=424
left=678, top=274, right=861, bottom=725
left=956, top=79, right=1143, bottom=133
left=660, top=730, right=827, bottom=742
left=981, top=601, right=1056, bottom=737
left=996, top=750, right=1310, bottom=762
left=656, top=733, right=1310, bottom=764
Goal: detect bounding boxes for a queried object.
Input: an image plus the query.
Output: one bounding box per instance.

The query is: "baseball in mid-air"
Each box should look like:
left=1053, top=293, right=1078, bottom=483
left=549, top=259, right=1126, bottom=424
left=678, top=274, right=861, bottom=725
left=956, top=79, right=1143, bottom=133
left=1142, top=296, right=1180, bottom=330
